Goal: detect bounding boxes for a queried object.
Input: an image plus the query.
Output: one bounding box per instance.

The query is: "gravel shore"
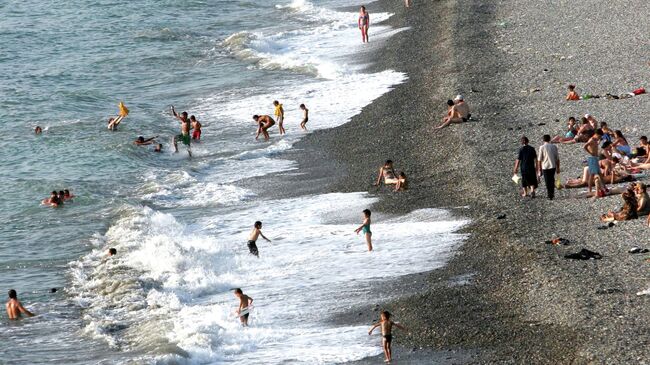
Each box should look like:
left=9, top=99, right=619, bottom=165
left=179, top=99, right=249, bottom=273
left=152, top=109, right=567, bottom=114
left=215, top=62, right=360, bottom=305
left=283, top=0, right=650, bottom=363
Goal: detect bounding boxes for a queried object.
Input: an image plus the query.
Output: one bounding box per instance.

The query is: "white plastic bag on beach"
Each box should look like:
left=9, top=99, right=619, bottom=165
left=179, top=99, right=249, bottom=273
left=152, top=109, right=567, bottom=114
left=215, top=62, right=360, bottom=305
left=511, top=174, right=521, bottom=184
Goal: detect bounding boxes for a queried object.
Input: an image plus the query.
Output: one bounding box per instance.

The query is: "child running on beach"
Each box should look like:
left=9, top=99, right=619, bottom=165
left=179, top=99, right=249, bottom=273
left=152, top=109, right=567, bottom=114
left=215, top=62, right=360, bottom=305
left=368, top=311, right=407, bottom=363
left=247, top=221, right=271, bottom=257
left=299, top=104, right=309, bottom=131
left=354, top=209, right=373, bottom=251
left=273, top=100, right=286, bottom=135
left=233, top=288, right=254, bottom=327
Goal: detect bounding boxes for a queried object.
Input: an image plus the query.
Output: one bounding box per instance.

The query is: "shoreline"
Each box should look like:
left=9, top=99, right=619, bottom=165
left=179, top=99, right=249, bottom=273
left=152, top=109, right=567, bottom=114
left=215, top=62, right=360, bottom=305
left=283, top=0, right=650, bottom=363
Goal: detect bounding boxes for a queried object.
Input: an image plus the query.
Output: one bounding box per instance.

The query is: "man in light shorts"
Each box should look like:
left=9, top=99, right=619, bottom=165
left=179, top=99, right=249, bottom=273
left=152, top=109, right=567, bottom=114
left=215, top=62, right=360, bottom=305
left=584, top=134, right=605, bottom=193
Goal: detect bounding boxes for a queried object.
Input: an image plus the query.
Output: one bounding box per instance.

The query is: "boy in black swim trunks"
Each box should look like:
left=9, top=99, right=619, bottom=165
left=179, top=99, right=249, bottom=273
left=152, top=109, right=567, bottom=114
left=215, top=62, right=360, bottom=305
left=247, top=221, right=271, bottom=257
left=368, top=311, right=407, bottom=363
left=299, top=104, right=309, bottom=131
left=233, top=288, right=254, bottom=326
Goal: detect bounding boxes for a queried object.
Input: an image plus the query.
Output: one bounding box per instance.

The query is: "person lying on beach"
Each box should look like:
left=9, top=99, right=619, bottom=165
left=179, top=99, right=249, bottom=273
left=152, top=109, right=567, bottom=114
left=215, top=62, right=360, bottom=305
left=553, top=118, right=594, bottom=144
left=354, top=209, right=373, bottom=251
left=253, top=115, right=275, bottom=141
left=395, top=172, right=408, bottom=192
left=171, top=106, right=192, bottom=156
left=190, top=116, right=202, bottom=141
left=579, top=176, right=625, bottom=199
left=563, top=165, right=633, bottom=189
left=34, top=126, right=42, bottom=135
left=6, top=289, right=35, bottom=320
left=601, top=188, right=638, bottom=222
left=154, top=143, right=163, bottom=153
left=42, top=191, right=63, bottom=207
left=612, top=130, right=631, bottom=156
left=273, top=101, right=286, bottom=135
left=368, top=311, right=407, bottom=363
left=374, top=160, right=398, bottom=186
left=234, top=288, right=253, bottom=327
left=551, top=117, right=578, bottom=143
left=566, top=84, right=580, bottom=101
left=358, top=6, right=370, bottom=43
left=247, top=221, right=271, bottom=257
left=134, top=136, right=158, bottom=146
left=300, top=104, right=309, bottom=131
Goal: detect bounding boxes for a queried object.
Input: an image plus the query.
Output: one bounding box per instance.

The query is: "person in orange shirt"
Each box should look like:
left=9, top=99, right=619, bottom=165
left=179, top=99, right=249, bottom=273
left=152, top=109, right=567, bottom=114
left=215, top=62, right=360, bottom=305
left=566, top=84, right=580, bottom=101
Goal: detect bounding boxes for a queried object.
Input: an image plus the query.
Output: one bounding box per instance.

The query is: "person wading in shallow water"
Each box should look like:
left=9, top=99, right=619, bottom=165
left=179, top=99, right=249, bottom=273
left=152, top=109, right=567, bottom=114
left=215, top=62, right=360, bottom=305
left=6, top=290, right=35, bottom=319
left=171, top=105, right=192, bottom=157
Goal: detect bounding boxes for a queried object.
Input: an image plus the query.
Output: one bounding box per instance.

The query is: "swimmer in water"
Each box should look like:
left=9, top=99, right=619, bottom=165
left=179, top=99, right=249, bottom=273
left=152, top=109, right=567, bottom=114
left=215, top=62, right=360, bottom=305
left=368, top=311, right=407, bottom=363
left=354, top=209, right=373, bottom=251
left=190, top=115, right=202, bottom=141
left=134, top=136, right=158, bottom=146
left=358, top=6, right=370, bottom=43
left=299, top=104, right=309, bottom=131
left=34, top=126, right=42, bottom=134
left=233, top=288, right=254, bottom=326
left=6, top=289, right=35, bottom=320
left=42, top=191, right=62, bottom=207
left=154, top=143, right=163, bottom=153
left=247, top=221, right=271, bottom=257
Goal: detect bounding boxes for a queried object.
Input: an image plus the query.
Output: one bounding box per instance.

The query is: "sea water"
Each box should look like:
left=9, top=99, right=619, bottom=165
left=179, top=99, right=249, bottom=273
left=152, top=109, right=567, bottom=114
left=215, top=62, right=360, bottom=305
left=0, top=1, right=467, bottom=363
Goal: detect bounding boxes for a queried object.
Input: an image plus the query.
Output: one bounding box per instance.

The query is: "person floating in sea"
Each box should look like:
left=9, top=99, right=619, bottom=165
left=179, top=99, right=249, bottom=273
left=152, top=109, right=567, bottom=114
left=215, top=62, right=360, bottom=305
left=6, top=289, right=35, bottom=320
left=233, top=288, right=254, bottom=327
left=248, top=221, right=271, bottom=257
left=134, top=136, right=158, bottom=146
left=34, top=126, right=43, bottom=135
left=190, top=115, right=202, bottom=141
left=253, top=115, right=275, bottom=141
left=273, top=101, right=286, bottom=135
left=354, top=209, right=373, bottom=251
left=154, top=143, right=163, bottom=153
left=171, top=106, right=192, bottom=156
left=42, top=191, right=63, bottom=207
left=108, top=101, right=129, bottom=131
left=374, top=160, right=398, bottom=186
left=63, top=189, right=75, bottom=201
left=107, top=248, right=117, bottom=256
left=358, top=6, right=370, bottom=43
left=368, top=311, right=407, bottom=363
left=299, top=104, right=309, bottom=131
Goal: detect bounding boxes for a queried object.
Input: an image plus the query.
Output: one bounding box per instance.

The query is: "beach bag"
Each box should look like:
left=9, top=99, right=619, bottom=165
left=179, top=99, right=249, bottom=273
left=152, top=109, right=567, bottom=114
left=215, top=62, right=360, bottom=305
left=555, top=175, right=562, bottom=189
left=512, top=174, right=521, bottom=185
left=118, top=101, right=129, bottom=117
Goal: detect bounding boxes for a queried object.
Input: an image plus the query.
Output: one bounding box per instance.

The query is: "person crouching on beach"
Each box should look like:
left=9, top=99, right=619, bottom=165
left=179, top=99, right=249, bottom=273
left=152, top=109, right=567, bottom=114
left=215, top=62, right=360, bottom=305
left=513, top=136, right=538, bottom=198
left=354, top=209, right=373, bottom=251
left=566, top=84, right=580, bottom=101
left=253, top=115, right=275, bottom=141
left=358, top=6, right=370, bottom=43
left=368, top=311, right=407, bottom=363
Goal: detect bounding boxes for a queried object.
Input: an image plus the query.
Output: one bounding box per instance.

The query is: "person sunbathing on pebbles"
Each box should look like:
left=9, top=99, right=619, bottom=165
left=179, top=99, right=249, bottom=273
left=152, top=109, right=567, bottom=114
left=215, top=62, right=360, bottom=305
left=435, top=95, right=470, bottom=130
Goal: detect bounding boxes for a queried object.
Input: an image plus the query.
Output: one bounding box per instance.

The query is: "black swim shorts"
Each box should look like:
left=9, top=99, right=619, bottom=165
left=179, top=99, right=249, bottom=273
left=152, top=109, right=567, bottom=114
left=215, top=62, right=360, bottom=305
left=247, top=240, right=259, bottom=257
left=383, top=334, right=392, bottom=343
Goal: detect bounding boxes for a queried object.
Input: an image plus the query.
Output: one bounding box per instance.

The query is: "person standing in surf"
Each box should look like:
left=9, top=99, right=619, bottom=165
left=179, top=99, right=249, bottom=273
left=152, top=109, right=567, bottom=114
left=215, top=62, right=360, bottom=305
left=247, top=221, right=271, bottom=257
left=273, top=100, right=286, bottom=135
left=233, top=288, right=253, bottom=327
left=358, top=6, right=370, bottom=43
left=6, top=289, right=35, bottom=320
left=190, top=115, right=202, bottom=141
left=299, top=104, right=309, bottom=131
left=354, top=209, right=373, bottom=251
left=368, top=311, right=407, bottom=363
left=171, top=106, right=192, bottom=156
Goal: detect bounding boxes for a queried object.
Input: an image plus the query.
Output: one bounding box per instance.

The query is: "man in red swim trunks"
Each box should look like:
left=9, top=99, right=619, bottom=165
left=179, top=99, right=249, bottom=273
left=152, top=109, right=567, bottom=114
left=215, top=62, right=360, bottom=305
left=190, top=115, right=202, bottom=141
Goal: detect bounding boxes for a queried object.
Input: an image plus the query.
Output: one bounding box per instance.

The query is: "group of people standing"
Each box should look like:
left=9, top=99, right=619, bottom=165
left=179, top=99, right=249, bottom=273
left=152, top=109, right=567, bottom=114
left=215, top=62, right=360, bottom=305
left=252, top=101, right=309, bottom=141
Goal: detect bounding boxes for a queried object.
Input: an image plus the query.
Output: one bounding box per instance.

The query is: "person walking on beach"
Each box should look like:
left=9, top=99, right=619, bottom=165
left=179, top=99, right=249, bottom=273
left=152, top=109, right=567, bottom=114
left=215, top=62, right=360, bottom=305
left=537, top=135, right=560, bottom=200
left=247, top=221, right=271, bottom=257
left=171, top=106, right=192, bottom=156
left=358, top=6, right=370, bottom=43
left=584, top=134, right=605, bottom=193
left=299, top=104, right=309, bottom=131
left=273, top=101, right=286, bottom=135
left=253, top=115, right=275, bottom=141
left=513, top=136, right=538, bottom=198
left=190, top=115, right=202, bottom=141
left=368, top=311, right=407, bottom=363
left=354, top=209, right=373, bottom=251
left=6, top=289, right=35, bottom=319
left=233, top=288, right=254, bottom=327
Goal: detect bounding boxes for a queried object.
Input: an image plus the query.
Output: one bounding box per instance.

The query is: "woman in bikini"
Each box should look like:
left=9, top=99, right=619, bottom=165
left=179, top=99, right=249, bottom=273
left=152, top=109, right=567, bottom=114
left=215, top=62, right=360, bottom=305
left=374, top=160, right=398, bottom=186
left=358, top=6, right=370, bottom=43
left=551, top=117, right=578, bottom=143
left=612, top=130, right=631, bottom=156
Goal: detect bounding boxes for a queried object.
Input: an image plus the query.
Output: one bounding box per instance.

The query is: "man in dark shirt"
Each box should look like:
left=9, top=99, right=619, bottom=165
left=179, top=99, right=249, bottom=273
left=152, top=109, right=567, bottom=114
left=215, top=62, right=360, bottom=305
left=513, top=136, right=539, bottom=198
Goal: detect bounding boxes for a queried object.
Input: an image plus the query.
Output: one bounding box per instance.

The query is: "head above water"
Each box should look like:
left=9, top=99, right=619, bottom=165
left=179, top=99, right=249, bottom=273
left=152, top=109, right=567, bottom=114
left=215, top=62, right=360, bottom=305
left=8, top=289, right=17, bottom=299
left=108, top=248, right=117, bottom=256
left=363, top=209, right=371, bottom=217
left=34, top=126, right=42, bottom=134
left=254, top=221, right=262, bottom=228
left=190, top=115, right=196, bottom=121
left=181, top=111, right=188, bottom=118
left=51, top=191, right=57, bottom=196
left=234, top=288, right=243, bottom=295
left=137, top=136, right=145, bottom=143
left=154, top=143, right=163, bottom=152
left=64, top=189, right=70, bottom=195
left=59, top=190, right=65, bottom=197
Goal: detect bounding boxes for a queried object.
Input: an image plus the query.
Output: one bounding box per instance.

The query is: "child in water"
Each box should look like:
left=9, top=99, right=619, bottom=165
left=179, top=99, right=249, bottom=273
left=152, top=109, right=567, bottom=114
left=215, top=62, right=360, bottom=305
left=368, top=311, right=407, bottom=363
left=248, top=221, right=271, bottom=257
left=233, top=288, right=254, bottom=327
left=354, top=209, right=373, bottom=251
left=299, top=104, right=309, bottom=131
